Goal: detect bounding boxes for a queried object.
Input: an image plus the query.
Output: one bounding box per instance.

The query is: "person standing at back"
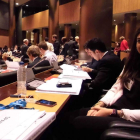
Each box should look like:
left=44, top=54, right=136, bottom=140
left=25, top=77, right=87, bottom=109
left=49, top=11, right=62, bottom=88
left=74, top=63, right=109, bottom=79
left=120, top=36, right=129, bottom=51
left=45, top=37, right=54, bottom=52
left=38, top=41, right=57, bottom=66
left=67, top=36, right=76, bottom=56
left=21, top=39, right=29, bottom=63
left=52, top=34, right=60, bottom=55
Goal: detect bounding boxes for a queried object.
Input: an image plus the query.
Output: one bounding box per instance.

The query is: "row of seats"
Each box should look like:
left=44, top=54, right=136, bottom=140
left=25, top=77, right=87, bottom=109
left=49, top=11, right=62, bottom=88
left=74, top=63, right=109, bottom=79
left=0, top=66, right=53, bottom=87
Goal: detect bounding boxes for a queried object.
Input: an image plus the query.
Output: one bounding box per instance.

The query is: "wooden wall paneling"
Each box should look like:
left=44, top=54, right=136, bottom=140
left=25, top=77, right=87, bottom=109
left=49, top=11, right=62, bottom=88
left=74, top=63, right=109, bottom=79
left=113, top=0, right=140, bottom=14
left=59, top=0, right=80, bottom=24
left=22, top=10, right=49, bottom=31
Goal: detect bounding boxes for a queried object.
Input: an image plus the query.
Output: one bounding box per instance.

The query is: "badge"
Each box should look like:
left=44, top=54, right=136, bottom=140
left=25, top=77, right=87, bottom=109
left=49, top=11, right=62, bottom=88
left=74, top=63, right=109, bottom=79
left=124, top=79, right=134, bottom=91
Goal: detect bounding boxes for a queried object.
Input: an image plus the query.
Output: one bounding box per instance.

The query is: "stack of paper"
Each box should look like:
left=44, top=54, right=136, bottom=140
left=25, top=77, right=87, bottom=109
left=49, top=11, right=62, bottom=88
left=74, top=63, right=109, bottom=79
left=59, top=69, right=91, bottom=80
left=0, top=109, right=55, bottom=140
left=5, top=60, right=20, bottom=70
left=60, top=64, right=76, bottom=70
left=36, top=78, right=83, bottom=95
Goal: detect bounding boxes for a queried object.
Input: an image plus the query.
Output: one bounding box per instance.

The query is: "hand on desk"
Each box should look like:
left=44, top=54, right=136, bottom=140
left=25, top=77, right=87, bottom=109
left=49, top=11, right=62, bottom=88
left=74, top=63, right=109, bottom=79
left=75, top=62, right=82, bottom=67
left=82, top=66, right=93, bottom=72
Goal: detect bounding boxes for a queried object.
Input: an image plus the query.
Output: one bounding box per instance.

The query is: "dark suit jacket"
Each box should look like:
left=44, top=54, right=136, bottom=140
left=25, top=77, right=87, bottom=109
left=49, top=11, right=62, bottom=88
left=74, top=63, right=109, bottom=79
left=53, top=41, right=60, bottom=55
left=27, top=57, right=50, bottom=68
left=21, top=44, right=29, bottom=62
left=67, top=40, right=76, bottom=56
left=81, top=58, right=99, bottom=69
left=62, top=43, right=70, bottom=58
left=89, top=51, right=123, bottom=90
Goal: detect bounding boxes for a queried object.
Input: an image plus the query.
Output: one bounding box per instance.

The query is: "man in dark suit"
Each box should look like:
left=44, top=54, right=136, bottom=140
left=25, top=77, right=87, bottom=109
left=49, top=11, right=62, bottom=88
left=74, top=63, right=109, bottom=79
left=67, top=36, right=76, bottom=56
left=21, top=39, right=29, bottom=63
left=27, top=45, right=50, bottom=68
left=52, top=34, right=60, bottom=55
left=81, top=38, right=123, bottom=107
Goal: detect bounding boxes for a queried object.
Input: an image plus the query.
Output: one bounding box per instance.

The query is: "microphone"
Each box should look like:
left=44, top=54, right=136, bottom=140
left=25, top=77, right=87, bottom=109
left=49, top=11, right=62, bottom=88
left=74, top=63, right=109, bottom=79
left=31, top=56, right=47, bottom=69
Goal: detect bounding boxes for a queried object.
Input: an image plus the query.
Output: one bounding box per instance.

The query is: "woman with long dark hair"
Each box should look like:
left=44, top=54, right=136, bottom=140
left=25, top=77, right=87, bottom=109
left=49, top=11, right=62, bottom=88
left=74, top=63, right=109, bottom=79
left=55, top=28, right=140, bottom=140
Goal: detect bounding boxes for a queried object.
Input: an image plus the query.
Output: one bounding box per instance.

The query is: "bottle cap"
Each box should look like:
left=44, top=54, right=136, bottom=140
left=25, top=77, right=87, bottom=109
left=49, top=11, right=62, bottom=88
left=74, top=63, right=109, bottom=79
left=19, top=61, right=24, bottom=65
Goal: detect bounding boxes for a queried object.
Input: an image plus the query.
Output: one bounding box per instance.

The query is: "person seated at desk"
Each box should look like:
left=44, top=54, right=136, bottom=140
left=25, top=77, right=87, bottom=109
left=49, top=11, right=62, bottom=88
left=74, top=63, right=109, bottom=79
left=7, top=48, right=12, bottom=57
left=80, top=43, right=99, bottom=73
left=1, top=45, right=8, bottom=54
left=38, top=41, right=57, bottom=66
left=82, top=38, right=123, bottom=106
left=56, top=28, right=140, bottom=140
left=27, top=45, right=50, bottom=68
left=2, top=53, right=13, bottom=62
left=0, top=50, right=5, bottom=64
left=13, top=45, right=18, bottom=53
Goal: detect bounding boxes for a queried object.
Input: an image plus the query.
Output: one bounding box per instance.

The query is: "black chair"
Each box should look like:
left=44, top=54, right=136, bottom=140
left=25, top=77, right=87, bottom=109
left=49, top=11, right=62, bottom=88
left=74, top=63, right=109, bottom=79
left=100, top=121, right=140, bottom=140
left=33, top=66, right=53, bottom=74
left=0, top=71, right=17, bottom=87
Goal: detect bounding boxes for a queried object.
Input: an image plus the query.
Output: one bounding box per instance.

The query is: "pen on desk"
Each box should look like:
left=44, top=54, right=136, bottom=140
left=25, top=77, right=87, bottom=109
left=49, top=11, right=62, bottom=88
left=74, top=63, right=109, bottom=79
left=10, top=95, right=34, bottom=98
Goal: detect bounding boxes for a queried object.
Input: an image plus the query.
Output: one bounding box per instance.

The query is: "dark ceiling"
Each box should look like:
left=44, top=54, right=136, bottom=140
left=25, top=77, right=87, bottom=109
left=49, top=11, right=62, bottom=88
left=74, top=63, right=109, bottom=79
left=22, top=0, right=75, bottom=17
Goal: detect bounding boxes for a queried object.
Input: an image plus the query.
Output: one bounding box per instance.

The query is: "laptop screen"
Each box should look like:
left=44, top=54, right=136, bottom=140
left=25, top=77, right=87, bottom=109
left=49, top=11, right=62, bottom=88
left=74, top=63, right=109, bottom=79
left=26, top=68, right=35, bottom=82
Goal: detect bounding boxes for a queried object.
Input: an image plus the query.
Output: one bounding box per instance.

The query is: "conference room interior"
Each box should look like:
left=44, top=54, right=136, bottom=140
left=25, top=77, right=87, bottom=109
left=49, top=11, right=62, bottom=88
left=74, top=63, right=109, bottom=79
left=1, top=0, right=140, bottom=140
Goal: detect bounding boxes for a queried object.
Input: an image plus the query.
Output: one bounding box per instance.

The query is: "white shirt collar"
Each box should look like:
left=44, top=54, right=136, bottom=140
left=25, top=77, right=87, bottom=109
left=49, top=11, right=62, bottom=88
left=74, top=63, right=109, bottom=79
left=103, top=51, right=108, bottom=57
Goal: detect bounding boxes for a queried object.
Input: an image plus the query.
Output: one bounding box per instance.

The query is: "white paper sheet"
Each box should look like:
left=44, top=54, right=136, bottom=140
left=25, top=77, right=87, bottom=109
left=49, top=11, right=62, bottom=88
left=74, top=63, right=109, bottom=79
left=0, top=110, right=56, bottom=140
left=59, top=69, right=91, bottom=80
left=60, top=64, right=76, bottom=70
left=0, top=110, right=40, bottom=139
left=5, top=60, right=20, bottom=70
left=36, top=78, right=82, bottom=95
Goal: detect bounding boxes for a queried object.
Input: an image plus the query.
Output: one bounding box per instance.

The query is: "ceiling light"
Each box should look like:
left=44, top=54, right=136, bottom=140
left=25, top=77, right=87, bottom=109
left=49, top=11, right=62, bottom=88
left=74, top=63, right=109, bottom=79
left=76, top=24, right=77, bottom=25
left=16, top=3, right=19, bottom=5
left=123, top=21, right=124, bottom=23
left=26, top=5, right=29, bottom=7
left=114, top=20, right=116, bottom=21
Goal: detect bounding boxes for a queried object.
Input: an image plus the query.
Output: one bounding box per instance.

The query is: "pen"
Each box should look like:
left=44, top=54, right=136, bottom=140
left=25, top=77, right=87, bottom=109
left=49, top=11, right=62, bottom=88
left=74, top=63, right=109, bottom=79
left=10, top=95, right=34, bottom=98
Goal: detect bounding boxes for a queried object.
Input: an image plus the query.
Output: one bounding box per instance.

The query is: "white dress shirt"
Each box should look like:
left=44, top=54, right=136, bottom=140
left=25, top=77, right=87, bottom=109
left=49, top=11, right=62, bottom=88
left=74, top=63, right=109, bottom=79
left=100, top=70, right=140, bottom=122
left=44, top=50, right=57, bottom=65
left=7, top=51, right=12, bottom=56
left=46, top=42, right=54, bottom=52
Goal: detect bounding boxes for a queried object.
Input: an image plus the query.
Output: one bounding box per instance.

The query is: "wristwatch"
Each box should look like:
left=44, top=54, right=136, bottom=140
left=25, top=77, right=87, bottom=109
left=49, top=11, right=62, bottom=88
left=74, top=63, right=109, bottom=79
left=110, top=109, right=117, bottom=117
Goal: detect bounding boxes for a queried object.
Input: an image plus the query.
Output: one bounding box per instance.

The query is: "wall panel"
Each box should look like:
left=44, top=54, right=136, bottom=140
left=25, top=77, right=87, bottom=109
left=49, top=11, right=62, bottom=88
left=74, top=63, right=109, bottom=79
left=22, top=10, right=49, bottom=31
left=0, top=1, right=9, bottom=30
left=59, top=0, right=80, bottom=24
left=113, top=0, right=140, bottom=14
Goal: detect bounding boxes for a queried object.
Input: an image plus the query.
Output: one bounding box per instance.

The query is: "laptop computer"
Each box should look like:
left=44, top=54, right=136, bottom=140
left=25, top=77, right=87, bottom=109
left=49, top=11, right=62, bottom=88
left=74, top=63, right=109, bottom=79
left=52, top=61, right=63, bottom=73
left=26, top=68, right=45, bottom=90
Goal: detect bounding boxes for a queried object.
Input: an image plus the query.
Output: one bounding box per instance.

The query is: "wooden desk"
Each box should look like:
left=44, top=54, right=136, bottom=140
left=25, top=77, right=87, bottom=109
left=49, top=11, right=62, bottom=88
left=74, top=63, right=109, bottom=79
left=0, top=70, right=70, bottom=115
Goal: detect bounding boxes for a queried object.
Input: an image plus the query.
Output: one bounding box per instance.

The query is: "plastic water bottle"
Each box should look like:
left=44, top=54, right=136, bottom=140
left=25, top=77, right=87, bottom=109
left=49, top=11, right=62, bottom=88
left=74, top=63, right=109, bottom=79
left=17, top=61, right=26, bottom=95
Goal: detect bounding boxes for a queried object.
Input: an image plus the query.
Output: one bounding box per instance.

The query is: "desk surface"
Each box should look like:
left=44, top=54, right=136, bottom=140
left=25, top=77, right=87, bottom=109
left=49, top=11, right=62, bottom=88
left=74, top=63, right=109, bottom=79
left=0, top=70, right=70, bottom=115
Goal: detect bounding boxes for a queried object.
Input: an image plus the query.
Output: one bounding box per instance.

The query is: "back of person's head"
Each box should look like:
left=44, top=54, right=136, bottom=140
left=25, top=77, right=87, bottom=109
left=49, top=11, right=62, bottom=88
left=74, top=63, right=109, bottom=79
left=75, top=36, right=79, bottom=41
left=119, top=36, right=125, bottom=40
left=62, top=37, right=67, bottom=44
left=120, top=28, right=140, bottom=86
left=38, top=41, right=48, bottom=50
left=23, top=39, right=29, bottom=44
left=86, top=38, right=106, bottom=52
left=70, top=36, right=73, bottom=41
left=52, top=34, right=57, bottom=39
left=45, top=37, right=49, bottom=42
left=27, top=45, right=40, bottom=57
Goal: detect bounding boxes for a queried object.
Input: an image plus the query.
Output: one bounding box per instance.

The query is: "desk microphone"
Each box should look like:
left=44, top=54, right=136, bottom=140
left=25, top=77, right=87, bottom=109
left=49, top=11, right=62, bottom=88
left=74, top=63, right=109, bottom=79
left=31, top=56, right=47, bottom=69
